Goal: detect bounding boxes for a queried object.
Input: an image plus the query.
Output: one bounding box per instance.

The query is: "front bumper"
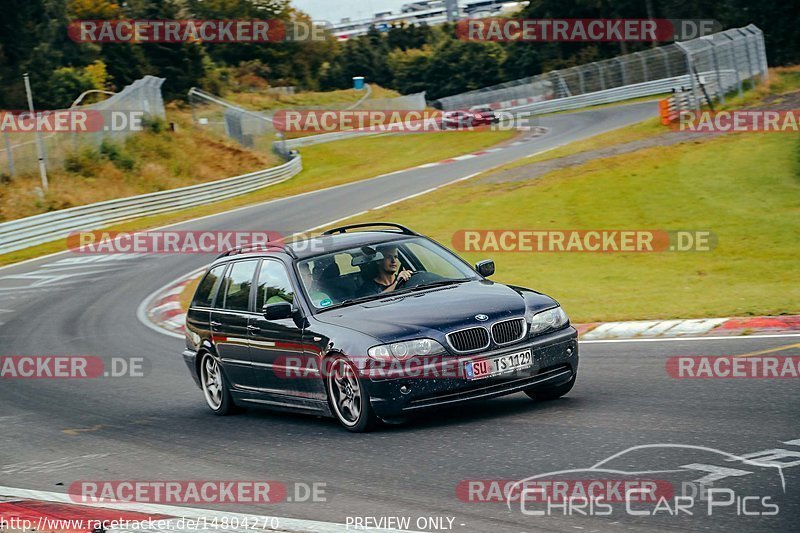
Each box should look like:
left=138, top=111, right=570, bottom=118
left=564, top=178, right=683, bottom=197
left=367, top=326, right=578, bottom=418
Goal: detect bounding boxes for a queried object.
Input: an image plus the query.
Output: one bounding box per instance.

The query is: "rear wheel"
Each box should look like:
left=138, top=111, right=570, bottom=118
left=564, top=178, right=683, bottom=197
left=200, top=352, right=236, bottom=415
left=327, top=356, right=378, bottom=432
left=524, top=375, right=576, bottom=401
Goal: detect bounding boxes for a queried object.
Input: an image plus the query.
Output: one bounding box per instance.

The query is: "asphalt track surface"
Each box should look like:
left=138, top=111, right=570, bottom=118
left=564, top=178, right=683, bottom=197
left=1, top=101, right=798, bottom=532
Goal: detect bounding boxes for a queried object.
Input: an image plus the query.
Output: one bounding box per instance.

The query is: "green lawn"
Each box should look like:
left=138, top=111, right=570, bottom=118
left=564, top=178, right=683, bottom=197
left=225, top=85, right=402, bottom=111
left=293, top=129, right=515, bottom=190
left=334, top=133, right=800, bottom=322
left=503, top=117, right=665, bottom=168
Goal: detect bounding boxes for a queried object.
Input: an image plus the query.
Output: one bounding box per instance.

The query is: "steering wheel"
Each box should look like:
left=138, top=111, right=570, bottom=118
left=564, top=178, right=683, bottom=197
left=394, top=271, right=444, bottom=290
left=393, top=271, right=417, bottom=289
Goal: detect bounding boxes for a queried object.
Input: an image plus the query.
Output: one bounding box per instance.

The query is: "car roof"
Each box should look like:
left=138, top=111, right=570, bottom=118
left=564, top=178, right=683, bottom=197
left=288, top=231, right=415, bottom=259
left=210, top=231, right=417, bottom=265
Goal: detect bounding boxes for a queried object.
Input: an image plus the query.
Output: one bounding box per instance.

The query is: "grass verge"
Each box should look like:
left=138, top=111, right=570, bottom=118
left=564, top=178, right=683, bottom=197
left=329, top=132, right=800, bottom=323
left=0, top=113, right=279, bottom=222
left=0, top=128, right=515, bottom=267
left=493, top=66, right=800, bottom=172
left=225, top=85, right=401, bottom=111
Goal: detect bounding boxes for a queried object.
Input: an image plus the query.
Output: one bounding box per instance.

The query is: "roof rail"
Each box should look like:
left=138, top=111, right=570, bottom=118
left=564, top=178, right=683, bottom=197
left=216, top=242, right=297, bottom=260
left=322, top=222, right=418, bottom=236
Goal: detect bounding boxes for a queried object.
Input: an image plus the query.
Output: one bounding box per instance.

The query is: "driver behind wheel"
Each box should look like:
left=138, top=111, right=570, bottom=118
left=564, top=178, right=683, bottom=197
left=359, top=245, right=412, bottom=296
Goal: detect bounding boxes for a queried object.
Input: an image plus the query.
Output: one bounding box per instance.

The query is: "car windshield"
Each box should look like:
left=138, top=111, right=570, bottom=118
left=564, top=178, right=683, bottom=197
left=296, top=237, right=480, bottom=310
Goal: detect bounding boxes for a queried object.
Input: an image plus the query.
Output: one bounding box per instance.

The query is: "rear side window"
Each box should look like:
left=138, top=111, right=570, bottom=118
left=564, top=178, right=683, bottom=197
left=192, top=265, right=226, bottom=308
left=221, top=260, right=258, bottom=312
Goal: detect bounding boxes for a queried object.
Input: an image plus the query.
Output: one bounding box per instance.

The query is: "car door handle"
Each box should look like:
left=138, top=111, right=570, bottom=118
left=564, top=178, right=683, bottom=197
left=247, top=324, right=259, bottom=331
left=210, top=321, right=222, bottom=327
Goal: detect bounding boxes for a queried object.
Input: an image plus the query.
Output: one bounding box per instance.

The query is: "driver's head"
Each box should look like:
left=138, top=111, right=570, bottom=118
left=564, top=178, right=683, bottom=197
left=377, top=245, right=400, bottom=275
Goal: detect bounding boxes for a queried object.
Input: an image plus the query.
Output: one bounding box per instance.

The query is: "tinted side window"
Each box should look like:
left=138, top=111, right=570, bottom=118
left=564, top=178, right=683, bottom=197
left=222, top=260, right=258, bottom=312
left=192, top=265, right=226, bottom=308
left=256, top=260, right=295, bottom=309
left=404, top=242, right=464, bottom=278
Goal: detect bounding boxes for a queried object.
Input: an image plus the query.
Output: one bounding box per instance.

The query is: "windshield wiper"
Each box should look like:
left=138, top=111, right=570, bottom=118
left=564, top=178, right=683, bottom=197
left=381, top=279, right=471, bottom=300
left=319, top=294, right=384, bottom=311
left=407, top=278, right=471, bottom=292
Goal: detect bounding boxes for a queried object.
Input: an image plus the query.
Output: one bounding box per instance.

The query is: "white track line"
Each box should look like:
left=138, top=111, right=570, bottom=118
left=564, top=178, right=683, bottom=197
left=0, top=485, right=418, bottom=533
left=136, top=270, right=204, bottom=340
left=581, top=333, right=800, bottom=344
left=0, top=154, right=477, bottom=275
left=303, top=211, right=369, bottom=233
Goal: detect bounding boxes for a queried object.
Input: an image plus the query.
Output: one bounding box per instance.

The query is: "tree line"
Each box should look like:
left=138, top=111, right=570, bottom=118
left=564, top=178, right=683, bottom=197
left=0, top=0, right=796, bottom=109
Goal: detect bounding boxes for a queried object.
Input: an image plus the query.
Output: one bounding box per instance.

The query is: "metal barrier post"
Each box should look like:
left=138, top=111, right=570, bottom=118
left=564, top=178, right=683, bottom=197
left=656, top=47, right=671, bottom=77
left=707, top=40, right=726, bottom=105
left=721, top=34, right=744, bottom=98
left=746, top=25, right=769, bottom=81
left=616, top=58, right=627, bottom=86
left=594, top=63, right=605, bottom=90
left=675, top=42, right=699, bottom=111
left=635, top=52, right=649, bottom=82
left=737, top=28, right=758, bottom=87
left=3, top=132, right=15, bottom=177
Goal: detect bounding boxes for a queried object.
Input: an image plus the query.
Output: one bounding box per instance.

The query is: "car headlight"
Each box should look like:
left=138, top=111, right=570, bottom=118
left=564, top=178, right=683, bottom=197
left=368, top=338, right=446, bottom=362
left=528, top=307, right=569, bottom=336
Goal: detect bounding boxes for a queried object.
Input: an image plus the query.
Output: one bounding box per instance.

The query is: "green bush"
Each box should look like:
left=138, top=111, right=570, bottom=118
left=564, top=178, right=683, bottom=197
left=141, top=116, right=167, bottom=134
left=64, top=146, right=102, bottom=174
left=99, top=139, right=135, bottom=171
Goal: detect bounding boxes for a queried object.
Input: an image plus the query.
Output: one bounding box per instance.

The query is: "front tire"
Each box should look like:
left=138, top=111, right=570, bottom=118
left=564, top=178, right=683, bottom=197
left=200, top=352, right=236, bottom=415
left=326, top=356, right=378, bottom=432
left=524, top=375, right=576, bottom=401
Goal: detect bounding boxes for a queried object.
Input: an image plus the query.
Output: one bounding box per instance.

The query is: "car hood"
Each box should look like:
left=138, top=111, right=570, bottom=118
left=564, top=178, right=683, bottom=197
left=313, top=280, right=557, bottom=342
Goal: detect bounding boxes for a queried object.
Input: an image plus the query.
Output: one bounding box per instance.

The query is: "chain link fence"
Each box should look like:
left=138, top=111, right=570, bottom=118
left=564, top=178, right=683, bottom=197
left=188, top=85, right=426, bottom=158
left=188, top=87, right=277, bottom=152
left=0, top=76, right=165, bottom=178
left=435, top=25, right=768, bottom=111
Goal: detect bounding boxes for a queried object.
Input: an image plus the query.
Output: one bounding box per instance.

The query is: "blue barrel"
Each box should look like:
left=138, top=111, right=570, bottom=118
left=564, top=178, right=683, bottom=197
left=353, top=76, right=365, bottom=90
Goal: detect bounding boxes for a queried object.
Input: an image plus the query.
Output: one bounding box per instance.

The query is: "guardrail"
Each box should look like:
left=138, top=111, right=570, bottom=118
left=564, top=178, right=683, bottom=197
left=284, top=129, right=391, bottom=149
left=505, top=71, right=737, bottom=115
left=0, top=155, right=302, bottom=255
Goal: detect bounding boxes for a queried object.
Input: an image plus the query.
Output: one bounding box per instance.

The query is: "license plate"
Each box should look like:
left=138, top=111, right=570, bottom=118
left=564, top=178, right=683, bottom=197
left=465, top=349, right=532, bottom=380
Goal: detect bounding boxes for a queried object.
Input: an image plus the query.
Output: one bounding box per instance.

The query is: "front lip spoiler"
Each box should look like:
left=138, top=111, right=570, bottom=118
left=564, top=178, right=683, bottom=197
left=365, top=326, right=576, bottom=381
left=401, top=365, right=573, bottom=411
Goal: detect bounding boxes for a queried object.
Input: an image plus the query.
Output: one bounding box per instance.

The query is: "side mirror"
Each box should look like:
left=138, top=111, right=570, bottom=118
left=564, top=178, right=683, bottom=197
left=475, top=259, right=495, bottom=278
left=263, top=301, right=293, bottom=320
